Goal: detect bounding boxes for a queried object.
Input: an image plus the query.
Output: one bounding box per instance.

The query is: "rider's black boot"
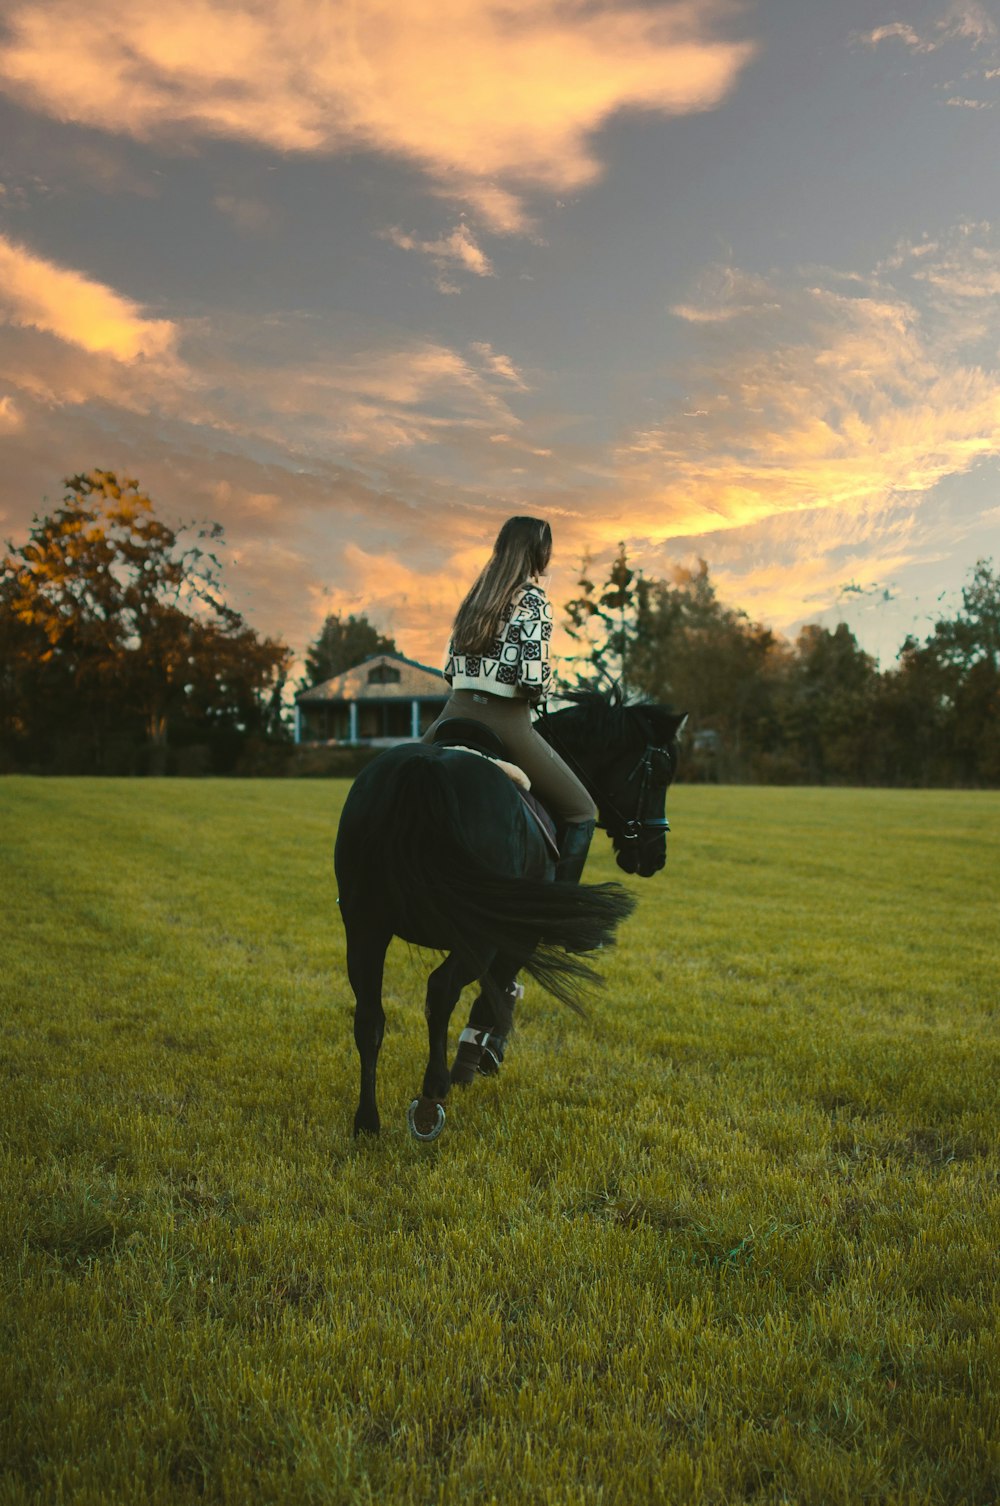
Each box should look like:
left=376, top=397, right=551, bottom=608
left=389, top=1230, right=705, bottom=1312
left=555, top=818, right=596, bottom=884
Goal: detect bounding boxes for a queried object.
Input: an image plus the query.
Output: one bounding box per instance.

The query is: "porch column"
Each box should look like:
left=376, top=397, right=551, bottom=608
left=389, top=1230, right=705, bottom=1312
left=410, top=699, right=420, bottom=738
left=348, top=701, right=359, bottom=743
left=294, top=703, right=302, bottom=744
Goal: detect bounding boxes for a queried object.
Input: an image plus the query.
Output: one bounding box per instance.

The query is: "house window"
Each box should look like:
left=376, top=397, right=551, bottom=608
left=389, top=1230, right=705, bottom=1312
left=367, top=665, right=401, bottom=685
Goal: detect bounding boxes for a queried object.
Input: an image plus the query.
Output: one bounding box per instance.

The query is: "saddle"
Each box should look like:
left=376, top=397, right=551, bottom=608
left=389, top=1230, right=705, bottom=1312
left=430, top=718, right=560, bottom=860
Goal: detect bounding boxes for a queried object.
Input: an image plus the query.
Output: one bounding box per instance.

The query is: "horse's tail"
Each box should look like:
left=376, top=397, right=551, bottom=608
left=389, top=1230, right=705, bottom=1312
left=355, top=750, right=636, bottom=1010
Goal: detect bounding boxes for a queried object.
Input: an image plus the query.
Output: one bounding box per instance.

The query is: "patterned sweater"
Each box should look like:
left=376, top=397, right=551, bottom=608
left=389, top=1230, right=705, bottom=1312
left=445, top=583, right=553, bottom=701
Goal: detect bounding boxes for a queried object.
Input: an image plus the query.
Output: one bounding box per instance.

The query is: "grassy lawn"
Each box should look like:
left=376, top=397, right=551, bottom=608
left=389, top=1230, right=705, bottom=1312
left=1, top=778, right=997, bottom=1506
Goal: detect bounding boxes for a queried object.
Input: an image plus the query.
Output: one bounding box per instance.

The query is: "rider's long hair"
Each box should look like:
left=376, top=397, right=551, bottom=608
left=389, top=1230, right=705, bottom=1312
left=451, top=516, right=552, bottom=653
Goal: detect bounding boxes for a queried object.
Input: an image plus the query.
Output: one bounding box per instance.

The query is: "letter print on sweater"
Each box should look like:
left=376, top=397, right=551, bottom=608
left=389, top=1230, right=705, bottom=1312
left=445, top=584, right=553, bottom=700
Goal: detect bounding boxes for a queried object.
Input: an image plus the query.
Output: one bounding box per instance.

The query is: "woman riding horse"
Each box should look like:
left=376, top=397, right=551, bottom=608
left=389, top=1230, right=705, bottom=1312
left=422, top=515, right=597, bottom=883
left=335, top=519, right=684, bottom=1139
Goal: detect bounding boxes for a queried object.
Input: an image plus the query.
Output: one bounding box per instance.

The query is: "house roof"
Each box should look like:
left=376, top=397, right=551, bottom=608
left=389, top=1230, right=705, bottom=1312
left=296, top=651, right=448, bottom=704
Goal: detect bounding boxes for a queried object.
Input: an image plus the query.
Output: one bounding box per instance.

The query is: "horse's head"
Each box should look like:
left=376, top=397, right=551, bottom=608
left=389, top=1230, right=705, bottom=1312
left=541, top=690, right=687, bottom=879
left=599, top=703, right=687, bottom=877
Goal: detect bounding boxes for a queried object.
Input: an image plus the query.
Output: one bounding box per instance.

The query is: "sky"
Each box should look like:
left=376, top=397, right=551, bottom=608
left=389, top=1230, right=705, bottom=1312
left=1, top=0, right=999, bottom=676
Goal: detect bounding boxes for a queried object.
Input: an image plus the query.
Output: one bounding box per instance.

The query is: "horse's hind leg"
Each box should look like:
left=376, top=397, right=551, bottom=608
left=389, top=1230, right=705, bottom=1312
left=347, top=925, right=390, bottom=1137
left=411, top=950, right=489, bottom=1136
left=451, top=950, right=525, bottom=1085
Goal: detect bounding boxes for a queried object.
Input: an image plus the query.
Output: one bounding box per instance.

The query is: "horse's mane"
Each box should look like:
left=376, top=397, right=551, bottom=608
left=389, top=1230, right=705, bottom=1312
left=548, top=684, right=670, bottom=750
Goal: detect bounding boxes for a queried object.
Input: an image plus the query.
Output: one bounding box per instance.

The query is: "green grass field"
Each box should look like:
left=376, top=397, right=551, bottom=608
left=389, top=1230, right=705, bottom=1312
left=1, top=778, right=997, bottom=1506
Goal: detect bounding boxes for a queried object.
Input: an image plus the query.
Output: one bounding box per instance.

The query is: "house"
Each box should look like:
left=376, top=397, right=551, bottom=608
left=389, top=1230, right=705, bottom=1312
left=294, top=652, right=449, bottom=745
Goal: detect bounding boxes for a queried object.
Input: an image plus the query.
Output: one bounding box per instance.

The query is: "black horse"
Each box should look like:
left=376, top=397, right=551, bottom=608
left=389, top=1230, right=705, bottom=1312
left=334, top=689, right=685, bottom=1139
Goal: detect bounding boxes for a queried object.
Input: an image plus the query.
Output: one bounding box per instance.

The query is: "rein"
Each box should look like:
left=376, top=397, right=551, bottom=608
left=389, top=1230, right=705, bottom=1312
left=536, top=703, right=672, bottom=845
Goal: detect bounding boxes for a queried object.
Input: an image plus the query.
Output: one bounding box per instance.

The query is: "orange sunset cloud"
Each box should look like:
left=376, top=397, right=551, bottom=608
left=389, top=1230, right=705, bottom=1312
left=0, top=0, right=757, bottom=229
left=612, top=263, right=1000, bottom=550
left=0, top=233, right=176, bottom=361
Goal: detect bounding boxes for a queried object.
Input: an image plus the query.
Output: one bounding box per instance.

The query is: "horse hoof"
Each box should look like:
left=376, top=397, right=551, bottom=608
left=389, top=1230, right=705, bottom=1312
left=407, top=1097, right=446, bottom=1141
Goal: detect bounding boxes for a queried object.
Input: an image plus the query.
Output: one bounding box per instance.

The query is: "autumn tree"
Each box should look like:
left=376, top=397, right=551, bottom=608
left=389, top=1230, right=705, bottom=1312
left=0, top=470, right=290, bottom=773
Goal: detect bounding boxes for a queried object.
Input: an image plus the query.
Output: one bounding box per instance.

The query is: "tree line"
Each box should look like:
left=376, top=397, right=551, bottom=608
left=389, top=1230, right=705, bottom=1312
left=564, top=546, right=999, bottom=786
left=1, top=472, right=996, bottom=783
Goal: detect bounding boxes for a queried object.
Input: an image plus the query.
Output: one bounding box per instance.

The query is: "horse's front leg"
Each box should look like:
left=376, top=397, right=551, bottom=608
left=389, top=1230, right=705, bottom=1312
left=451, top=950, right=525, bottom=1085
left=409, top=950, right=487, bottom=1139
left=346, top=923, right=390, bottom=1137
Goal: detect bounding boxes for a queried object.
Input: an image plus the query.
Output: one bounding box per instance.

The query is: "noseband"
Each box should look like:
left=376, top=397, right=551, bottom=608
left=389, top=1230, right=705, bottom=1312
left=538, top=707, right=673, bottom=846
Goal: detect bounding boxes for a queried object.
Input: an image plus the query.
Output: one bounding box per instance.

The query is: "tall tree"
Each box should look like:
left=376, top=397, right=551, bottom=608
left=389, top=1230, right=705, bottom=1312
left=600, top=544, right=637, bottom=692
left=938, top=558, right=1000, bottom=672
left=562, top=544, right=639, bottom=690
left=778, top=622, right=879, bottom=783
left=878, top=558, right=999, bottom=785
left=627, top=559, right=779, bottom=778
left=302, top=612, right=398, bottom=687
left=0, top=470, right=290, bottom=771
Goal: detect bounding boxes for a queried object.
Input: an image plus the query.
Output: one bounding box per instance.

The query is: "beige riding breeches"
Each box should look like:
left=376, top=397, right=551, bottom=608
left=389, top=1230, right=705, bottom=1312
left=421, top=690, right=596, bottom=826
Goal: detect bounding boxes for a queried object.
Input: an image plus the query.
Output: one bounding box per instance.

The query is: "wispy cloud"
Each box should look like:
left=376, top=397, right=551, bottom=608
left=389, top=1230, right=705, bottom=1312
left=695, top=507, right=920, bottom=615
left=856, top=0, right=1000, bottom=105
left=859, top=2, right=998, bottom=52
left=0, top=232, right=177, bottom=360
left=469, top=342, right=528, bottom=390
left=876, top=221, right=1000, bottom=352
left=670, top=266, right=781, bottom=324
left=862, top=22, right=937, bottom=52
left=912, top=241, right=1000, bottom=299
left=622, top=249, right=1000, bottom=547
left=382, top=222, right=494, bottom=290
left=0, top=0, right=757, bottom=230
left=0, top=393, right=23, bottom=431
left=218, top=338, right=529, bottom=451
left=942, top=1, right=998, bottom=45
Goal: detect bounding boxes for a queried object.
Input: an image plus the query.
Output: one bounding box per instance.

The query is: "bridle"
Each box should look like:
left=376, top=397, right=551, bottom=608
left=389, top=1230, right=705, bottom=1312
left=615, top=739, right=674, bottom=843
left=537, top=705, right=674, bottom=846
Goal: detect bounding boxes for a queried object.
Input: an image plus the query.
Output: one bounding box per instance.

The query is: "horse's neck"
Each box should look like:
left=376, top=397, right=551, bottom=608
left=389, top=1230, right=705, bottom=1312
left=537, top=709, right=599, bottom=779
